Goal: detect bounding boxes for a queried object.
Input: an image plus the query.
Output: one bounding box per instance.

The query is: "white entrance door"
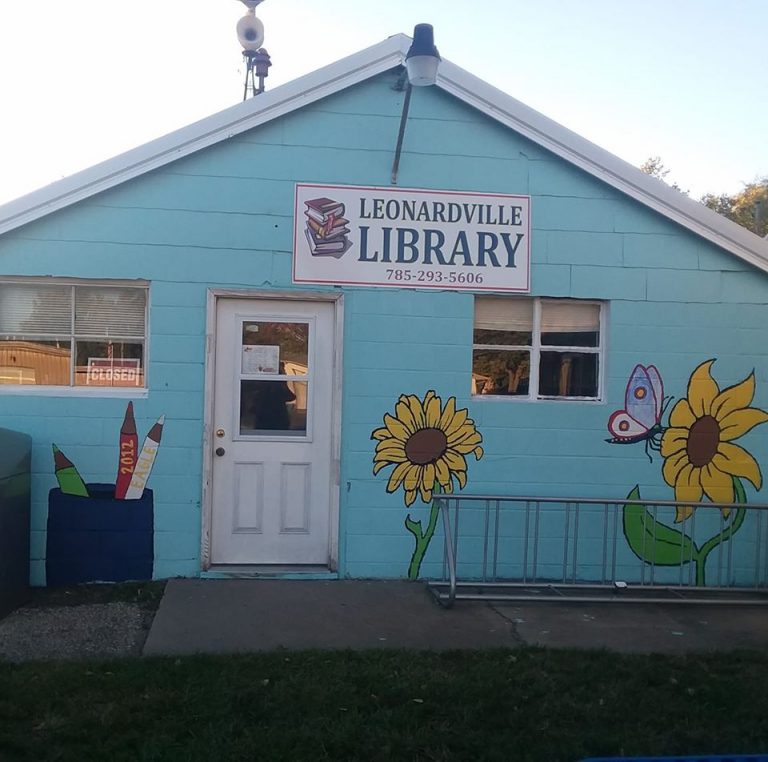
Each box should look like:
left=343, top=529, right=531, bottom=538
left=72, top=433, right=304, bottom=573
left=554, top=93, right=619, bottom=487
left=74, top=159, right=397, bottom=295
left=210, top=298, right=337, bottom=566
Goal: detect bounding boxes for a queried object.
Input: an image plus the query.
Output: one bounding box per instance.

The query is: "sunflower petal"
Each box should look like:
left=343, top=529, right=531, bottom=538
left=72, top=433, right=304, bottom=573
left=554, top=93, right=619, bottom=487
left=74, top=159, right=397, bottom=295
left=425, top=394, right=442, bottom=428
left=451, top=433, right=484, bottom=452
left=700, top=463, right=735, bottom=505
left=386, top=461, right=411, bottom=493
left=675, top=505, right=694, bottom=523
left=662, top=449, right=689, bottom=489
left=711, top=372, right=755, bottom=421
left=403, top=464, right=422, bottom=492
left=444, top=450, right=468, bottom=472
left=455, top=469, right=467, bottom=489
left=687, top=360, right=719, bottom=417
left=371, top=427, right=390, bottom=441
left=719, top=407, right=768, bottom=442
left=445, top=408, right=469, bottom=436
left=382, top=413, right=410, bottom=442
left=448, top=426, right=482, bottom=446
left=669, top=399, right=696, bottom=429
left=673, top=464, right=703, bottom=504
left=660, top=427, right=689, bottom=457
left=435, top=458, right=450, bottom=486
left=713, top=442, right=763, bottom=490
left=395, top=398, right=417, bottom=433
left=473, top=446, right=484, bottom=460
left=422, top=463, right=435, bottom=492
left=373, top=461, right=390, bottom=475
left=438, top=396, right=457, bottom=430
left=404, top=489, right=418, bottom=507
left=419, top=483, right=433, bottom=503
left=374, top=440, right=406, bottom=454
left=406, top=395, right=426, bottom=429
left=373, top=449, right=407, bottom=464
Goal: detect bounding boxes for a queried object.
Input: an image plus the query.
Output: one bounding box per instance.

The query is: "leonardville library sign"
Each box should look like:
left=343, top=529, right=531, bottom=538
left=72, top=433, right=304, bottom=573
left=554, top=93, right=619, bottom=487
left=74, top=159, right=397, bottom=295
left=293, top=183, right=531, bottom=292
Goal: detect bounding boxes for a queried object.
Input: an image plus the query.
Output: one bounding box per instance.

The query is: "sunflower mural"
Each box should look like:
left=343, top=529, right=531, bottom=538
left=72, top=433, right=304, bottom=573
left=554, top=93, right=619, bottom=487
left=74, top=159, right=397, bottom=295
left=610, top=359, right=768, bottom=585
left=372, top=391, right=484, bottom=579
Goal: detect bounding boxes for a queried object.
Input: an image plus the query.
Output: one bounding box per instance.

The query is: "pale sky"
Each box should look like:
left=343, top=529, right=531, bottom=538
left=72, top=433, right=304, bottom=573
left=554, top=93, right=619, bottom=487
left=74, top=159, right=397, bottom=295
left=0, top=0, right=765, bottom=207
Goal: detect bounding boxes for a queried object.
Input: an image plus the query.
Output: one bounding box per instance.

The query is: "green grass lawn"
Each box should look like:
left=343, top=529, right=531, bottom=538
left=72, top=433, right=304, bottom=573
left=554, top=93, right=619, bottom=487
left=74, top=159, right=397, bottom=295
left=1, top=648, right=767, bottom=761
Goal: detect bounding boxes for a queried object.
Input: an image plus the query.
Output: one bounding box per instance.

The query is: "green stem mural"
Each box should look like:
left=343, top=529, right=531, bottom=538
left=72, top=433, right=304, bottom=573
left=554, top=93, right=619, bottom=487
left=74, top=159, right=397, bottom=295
left=404, top=486, right=441, bottom=580
left=692, top=479, right=746, bottom=586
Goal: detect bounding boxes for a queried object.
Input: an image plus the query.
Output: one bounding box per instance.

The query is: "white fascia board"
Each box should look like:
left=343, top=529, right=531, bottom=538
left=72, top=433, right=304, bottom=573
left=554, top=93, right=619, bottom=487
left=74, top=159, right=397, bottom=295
left=0, top=35, right=411, bottom=237
left=437, top=60, right=768, bottom=273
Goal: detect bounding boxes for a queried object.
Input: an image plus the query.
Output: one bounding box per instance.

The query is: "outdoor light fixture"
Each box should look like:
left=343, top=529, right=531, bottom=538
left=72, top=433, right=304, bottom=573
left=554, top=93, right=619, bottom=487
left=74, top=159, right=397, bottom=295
left=236, top=0, right=271, bottom=99
left=405, top=23, right=441, bottom=86
left=392, top=24, right=441, bottom=183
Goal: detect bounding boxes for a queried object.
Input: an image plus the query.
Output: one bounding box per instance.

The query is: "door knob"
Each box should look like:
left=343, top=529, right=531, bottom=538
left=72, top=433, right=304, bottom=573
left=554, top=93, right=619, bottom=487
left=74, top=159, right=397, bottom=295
left=215, top=447, right=226, bottom=457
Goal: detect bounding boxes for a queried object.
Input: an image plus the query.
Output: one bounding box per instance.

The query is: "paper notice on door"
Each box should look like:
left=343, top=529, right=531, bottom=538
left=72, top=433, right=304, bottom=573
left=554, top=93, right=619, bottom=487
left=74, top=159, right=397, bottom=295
left=242, top=344, right=280, bottom=374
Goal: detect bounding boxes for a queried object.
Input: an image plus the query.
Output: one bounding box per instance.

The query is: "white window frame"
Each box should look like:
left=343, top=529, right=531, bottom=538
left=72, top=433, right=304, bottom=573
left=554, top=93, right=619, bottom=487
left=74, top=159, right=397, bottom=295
left=0, top=277, right=150, bottom=398
left=472, top=296, right=606, bottom=402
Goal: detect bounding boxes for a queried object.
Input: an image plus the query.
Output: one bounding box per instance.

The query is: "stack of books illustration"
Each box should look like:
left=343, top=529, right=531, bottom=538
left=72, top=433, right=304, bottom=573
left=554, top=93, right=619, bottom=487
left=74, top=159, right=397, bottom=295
left=304, top=197, right=352, bottom=258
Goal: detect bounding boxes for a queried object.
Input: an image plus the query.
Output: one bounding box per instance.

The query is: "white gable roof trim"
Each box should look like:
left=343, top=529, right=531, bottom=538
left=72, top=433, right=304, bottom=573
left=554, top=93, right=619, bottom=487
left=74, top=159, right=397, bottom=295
left=1, top=33, right=767, bottom=273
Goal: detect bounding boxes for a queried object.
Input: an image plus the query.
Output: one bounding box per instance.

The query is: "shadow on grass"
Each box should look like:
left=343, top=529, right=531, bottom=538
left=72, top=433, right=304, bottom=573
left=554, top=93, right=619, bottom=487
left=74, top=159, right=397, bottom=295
left=1, top=647, right=767, bottom=761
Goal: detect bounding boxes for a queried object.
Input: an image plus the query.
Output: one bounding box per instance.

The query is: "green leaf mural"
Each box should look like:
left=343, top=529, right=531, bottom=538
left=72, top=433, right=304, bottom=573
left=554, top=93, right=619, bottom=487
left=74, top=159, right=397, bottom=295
left=623, top=486, right=697, bottom=566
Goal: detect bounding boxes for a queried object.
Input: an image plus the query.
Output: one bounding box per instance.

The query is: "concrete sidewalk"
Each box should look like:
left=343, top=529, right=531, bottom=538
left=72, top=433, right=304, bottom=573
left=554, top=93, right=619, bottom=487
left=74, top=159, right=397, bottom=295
left=142, top=579, right=768, bottom=657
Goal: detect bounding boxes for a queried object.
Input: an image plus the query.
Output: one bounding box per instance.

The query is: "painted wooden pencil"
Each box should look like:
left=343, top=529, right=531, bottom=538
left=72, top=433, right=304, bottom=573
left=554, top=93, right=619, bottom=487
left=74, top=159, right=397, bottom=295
left=124, top=415, right=165, bottom=500
left=114, top=401, right=139, bottom=500
left=52, top=444, right=89, bottom=497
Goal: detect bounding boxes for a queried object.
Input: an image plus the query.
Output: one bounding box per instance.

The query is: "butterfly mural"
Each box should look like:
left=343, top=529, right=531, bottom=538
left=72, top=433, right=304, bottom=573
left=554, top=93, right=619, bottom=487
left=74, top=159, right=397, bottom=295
left=606, top=364, right=671, bottom=461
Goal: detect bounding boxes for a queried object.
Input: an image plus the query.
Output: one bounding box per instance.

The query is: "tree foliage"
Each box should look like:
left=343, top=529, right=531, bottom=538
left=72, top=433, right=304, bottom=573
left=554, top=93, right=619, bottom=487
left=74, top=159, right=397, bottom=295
left=639, top=156, right=687, bottom=194
left=640, top=156, right=768, bottom=237
left=701, top=178, right=768, bottom=238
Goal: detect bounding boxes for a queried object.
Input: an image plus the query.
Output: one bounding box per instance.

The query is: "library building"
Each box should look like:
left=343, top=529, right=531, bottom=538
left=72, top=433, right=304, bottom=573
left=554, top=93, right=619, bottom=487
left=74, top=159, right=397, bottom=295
left=1, top=29, right=767, bottom=597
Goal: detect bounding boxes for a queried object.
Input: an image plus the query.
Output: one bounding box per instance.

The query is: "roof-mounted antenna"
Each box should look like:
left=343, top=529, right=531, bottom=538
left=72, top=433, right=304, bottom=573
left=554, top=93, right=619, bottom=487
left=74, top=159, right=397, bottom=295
left=236, top=0, right=271, bottom=100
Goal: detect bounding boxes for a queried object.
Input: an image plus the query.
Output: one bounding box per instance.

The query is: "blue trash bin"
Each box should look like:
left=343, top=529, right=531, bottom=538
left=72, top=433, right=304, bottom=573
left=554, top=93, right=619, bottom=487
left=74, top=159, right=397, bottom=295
left=0, top=428, right=31, bottom=617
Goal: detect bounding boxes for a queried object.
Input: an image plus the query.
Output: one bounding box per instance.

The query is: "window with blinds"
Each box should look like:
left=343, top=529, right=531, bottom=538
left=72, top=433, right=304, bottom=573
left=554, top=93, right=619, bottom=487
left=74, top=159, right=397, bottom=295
left=473, top=297, right=603, bottom=399
left=0, top=281, right=148, bottom=389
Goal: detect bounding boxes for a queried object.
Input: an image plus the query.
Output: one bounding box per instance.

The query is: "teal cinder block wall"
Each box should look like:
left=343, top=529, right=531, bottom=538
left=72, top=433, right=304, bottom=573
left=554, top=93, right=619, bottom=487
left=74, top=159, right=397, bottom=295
left=1, top=69, right=766, bottom=585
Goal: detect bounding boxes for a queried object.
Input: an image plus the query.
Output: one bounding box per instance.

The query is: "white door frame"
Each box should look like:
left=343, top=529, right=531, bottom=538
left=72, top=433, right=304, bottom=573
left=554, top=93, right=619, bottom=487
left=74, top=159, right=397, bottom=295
left=200, top=289, right=344, bottom=571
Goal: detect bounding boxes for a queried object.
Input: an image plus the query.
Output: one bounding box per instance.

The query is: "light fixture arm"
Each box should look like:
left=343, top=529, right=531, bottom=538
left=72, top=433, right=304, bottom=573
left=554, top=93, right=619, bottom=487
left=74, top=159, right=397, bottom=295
left=391, top=83, right=412, bottom=185
left=391, top=25, right=440, bottom=184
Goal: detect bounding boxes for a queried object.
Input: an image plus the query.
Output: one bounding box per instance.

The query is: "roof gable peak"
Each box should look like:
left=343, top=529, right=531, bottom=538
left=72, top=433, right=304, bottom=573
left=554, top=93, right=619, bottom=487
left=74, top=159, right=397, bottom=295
left=0, top=31, right=765, bottom=272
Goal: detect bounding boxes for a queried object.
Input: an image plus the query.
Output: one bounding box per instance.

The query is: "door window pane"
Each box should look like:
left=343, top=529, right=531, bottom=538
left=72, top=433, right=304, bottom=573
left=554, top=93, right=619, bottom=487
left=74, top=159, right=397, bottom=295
left=240, top=379, right=307, bottom=435
left=241, top=321, right=309, bottom=375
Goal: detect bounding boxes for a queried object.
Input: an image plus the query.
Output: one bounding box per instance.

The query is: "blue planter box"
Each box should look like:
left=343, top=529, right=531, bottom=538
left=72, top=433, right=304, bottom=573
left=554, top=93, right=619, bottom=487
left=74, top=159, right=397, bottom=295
left=46, top=484, right=153, bottom=586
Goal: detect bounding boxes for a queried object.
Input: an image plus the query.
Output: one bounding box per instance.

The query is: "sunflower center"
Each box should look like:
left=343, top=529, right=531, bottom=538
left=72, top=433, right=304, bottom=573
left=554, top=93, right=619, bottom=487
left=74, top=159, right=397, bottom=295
left=405, top=428, right=448, bottom=465
left=686, top=415, right=720, bottom=467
